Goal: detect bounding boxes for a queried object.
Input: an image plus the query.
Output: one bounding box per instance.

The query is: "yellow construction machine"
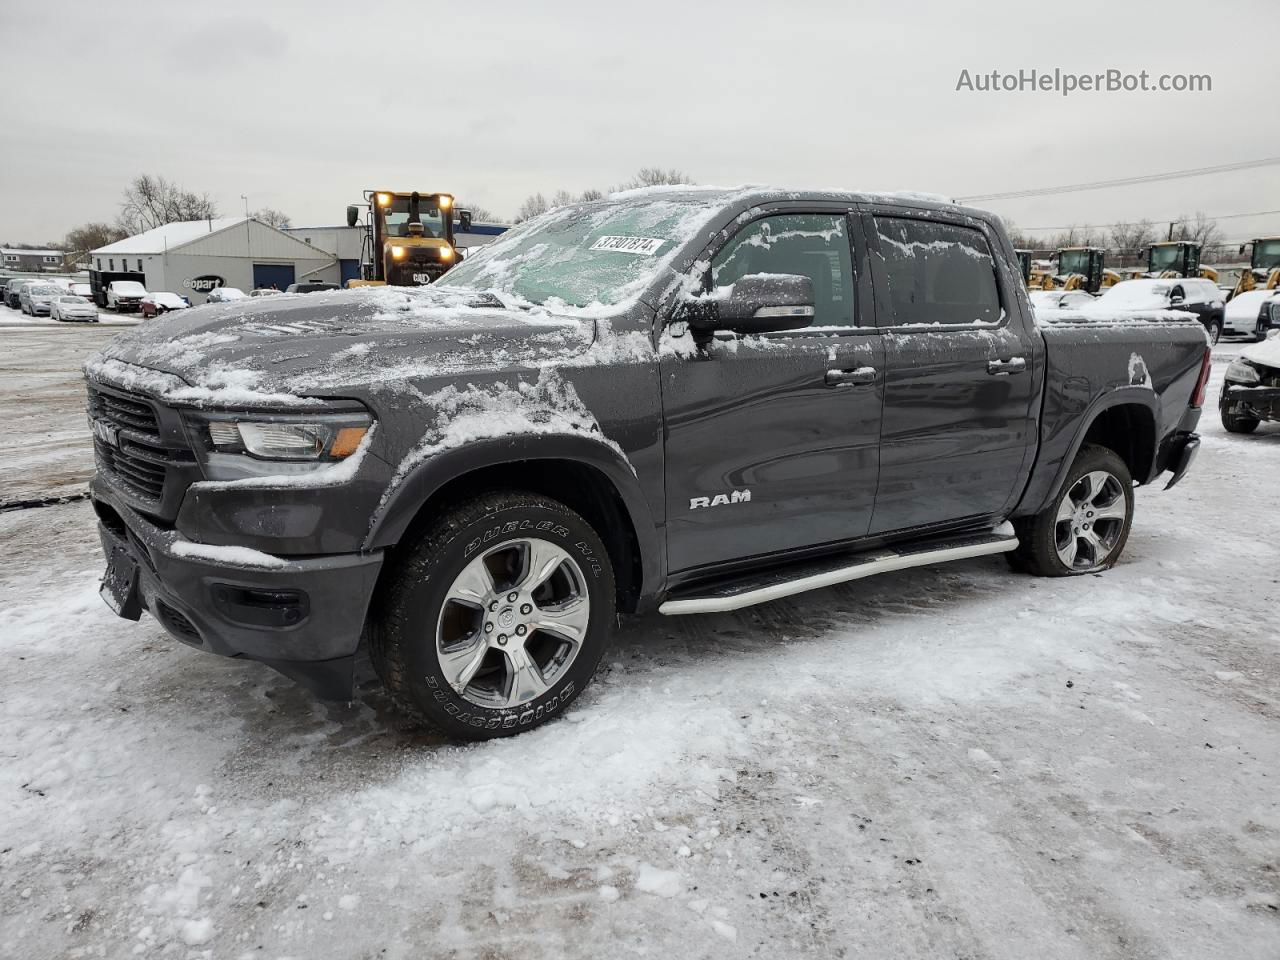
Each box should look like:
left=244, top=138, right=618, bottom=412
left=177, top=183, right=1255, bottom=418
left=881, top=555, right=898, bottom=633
left=345, top=190, right=472, bottom=287
left=1230, top=236, right=1280, bottom=298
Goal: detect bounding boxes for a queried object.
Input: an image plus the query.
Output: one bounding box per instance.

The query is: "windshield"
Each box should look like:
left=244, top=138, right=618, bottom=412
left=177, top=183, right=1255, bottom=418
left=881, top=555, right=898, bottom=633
left=1099, top=282, right=1170, bottom=309
left=1254, top=239, right=1280, bottom=271
left=31, top=285, right=59, bottom=295
left=439, top=197, right=721, bottom=307
left=1149, top=245, right=1182, bottom=273
left=1058, top=250, right=1091, bottom=275
left=379, top=196, right=447, bottom=240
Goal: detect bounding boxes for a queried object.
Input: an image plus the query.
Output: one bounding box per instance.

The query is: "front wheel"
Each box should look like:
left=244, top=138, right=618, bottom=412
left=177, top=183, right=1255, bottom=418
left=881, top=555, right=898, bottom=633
left=1221, top=406, right=1260, bottom=434
left=1206, top=320, right=1222, bottom=346
left=370, top=491, right=615, bottom=739
left=1010, top=444, right=1134, bottom=577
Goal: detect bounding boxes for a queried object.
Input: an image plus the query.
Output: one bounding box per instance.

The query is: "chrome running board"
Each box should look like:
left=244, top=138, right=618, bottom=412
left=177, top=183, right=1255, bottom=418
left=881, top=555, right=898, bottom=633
left=658, top=522, right=1018, bottom=615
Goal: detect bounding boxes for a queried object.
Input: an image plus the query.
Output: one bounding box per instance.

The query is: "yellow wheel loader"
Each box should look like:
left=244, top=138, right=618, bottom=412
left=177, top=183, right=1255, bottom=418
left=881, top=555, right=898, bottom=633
left=345, top=191, right=473, bottom=288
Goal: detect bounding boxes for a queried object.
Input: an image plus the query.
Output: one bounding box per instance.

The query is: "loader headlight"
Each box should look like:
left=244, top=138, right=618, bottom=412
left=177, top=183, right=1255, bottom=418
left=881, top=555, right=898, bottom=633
left=439, top=194, right=452, bottom=210
left=391, top=245, right=407, bottom=260
left=439, top=246, right=454, bottom=261
left=1224, top=359, right=1261, bottom=385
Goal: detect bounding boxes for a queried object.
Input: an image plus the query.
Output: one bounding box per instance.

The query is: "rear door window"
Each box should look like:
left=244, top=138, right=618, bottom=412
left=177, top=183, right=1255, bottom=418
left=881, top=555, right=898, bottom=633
left=711, top=214, right=857, bottom=328
left=872, top=217, right=1001, bottom=327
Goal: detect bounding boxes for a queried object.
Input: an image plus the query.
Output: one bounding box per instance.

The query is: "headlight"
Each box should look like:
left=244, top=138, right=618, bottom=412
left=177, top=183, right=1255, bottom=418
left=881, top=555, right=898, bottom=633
left=391, top=245, right=407, bottom=260
left=203, top=413, right=371, bottom=461
left=439, top=246, right=454, bottom=260
left=1225, top=359, right=1260, bottom=385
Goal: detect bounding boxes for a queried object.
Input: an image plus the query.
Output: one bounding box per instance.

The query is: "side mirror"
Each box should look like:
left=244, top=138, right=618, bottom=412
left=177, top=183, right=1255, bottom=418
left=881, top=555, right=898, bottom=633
left=346, top=205, right=360, bottom=228
left=1169, top=294, right=1184, bottom=306
left=458, top=209, right=473, bottom=232
left=683, top=273, right=815, bottom=335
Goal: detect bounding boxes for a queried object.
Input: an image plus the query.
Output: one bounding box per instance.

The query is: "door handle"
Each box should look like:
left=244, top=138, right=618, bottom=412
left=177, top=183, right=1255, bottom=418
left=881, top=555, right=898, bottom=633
left=825, top=366, right=877, bottom=386
left=986, top=357, right=1027, bottom=376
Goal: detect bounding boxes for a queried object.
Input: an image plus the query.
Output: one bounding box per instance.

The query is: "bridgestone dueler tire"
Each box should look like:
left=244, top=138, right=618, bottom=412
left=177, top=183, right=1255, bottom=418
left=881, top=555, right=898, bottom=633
left=1009, top=443, right=1134, bottom=577
left=369, top=491, right=615, bottom=740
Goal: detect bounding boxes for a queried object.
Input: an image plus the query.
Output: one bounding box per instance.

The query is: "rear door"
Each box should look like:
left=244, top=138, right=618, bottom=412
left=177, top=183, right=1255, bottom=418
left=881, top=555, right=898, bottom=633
left=660, top=205, right=885, bottom=575
left=865, top=210, right=1040, bottom=535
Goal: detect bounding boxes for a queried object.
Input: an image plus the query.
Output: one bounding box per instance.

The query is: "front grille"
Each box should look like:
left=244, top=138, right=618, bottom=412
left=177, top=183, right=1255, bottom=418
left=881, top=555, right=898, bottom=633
left=87, top=385, right=161, bottom=439
left=87, top=382, right=197, bottom=517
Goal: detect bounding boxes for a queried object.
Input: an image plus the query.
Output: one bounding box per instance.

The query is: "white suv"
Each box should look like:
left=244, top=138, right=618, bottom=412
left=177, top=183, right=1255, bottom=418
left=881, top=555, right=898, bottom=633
left=106, top=280, right=148, bottom=312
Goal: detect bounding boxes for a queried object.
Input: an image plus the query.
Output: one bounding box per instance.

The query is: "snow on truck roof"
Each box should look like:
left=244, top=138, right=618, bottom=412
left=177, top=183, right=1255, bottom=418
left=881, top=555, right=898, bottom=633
left=605, top=184, right=956, bottom=207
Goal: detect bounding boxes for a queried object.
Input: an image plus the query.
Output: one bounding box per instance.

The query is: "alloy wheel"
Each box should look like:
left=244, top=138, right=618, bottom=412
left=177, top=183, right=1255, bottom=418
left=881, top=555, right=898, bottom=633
left=1054, top=470, right=1128, bottom=571
left=435, top=539, right=590, bottom=709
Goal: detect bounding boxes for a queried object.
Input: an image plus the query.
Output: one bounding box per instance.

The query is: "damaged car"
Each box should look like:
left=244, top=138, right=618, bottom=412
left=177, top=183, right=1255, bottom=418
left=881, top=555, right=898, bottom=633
left=1220, top=332, right=1280, bottom=433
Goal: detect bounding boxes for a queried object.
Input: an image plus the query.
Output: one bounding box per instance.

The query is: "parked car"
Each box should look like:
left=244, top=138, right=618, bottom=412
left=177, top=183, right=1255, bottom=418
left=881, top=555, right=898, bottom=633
left=205, top=287, right=247, bottom=304
left=6, top=278, right=36, bottom=309
left=1220, top=332, right=1280, bottom=433
left=285, top=281, right=339, bottom=294
left=85, top=187, right=1208, bottom=739
left=50, top=295, right=100, bottom=323
left=1222, top=288, right=1280, bottom=341
left=106, top=280, right=148, bottom=313
left=139, top=292, right=191, bottom=318
left=1095, top=278, right=1224, bottom=344
left=1028, top=289, right=1095, bottom=311
left=69, top=282, right=92, bottom=298
left=250, top=288, right=282, bottom=298
left=19, top=282, right=62, bottom=316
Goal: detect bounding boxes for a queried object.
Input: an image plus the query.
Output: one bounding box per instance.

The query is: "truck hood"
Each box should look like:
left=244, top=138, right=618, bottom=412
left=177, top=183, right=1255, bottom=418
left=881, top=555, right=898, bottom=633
left=87, top=286, right=600, bottom=406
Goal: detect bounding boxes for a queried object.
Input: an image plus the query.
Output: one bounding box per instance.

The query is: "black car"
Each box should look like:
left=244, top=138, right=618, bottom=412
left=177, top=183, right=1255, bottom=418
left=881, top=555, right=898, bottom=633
left=1095, top=278, right=1225, bottom=344
left=1220, top=335, right=1280, bottom=433
left=84, top=187, right=1208, bottom=739
left=285, top=281, right=340, bottom=294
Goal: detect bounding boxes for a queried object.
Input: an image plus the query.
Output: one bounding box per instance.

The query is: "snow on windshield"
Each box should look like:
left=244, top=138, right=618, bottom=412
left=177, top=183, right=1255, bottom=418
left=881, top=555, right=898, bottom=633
left=439, top=197, right=724, bottom=308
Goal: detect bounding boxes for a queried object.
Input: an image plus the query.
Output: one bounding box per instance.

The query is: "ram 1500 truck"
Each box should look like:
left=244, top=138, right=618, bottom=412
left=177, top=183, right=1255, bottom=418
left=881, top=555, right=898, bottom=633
left=85, top=188, right=1209, bottom=739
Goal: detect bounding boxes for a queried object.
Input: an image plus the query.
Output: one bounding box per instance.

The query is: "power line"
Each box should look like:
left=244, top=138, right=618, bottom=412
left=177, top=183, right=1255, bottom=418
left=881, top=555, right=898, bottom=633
left=958, top=157, right=1280, bottom=203
left=1014, top=208, right=1280, bottom=232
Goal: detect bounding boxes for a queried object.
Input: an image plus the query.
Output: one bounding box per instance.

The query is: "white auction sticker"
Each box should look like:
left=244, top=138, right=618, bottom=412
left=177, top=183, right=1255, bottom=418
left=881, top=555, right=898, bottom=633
left=590, top=235, right=665, bottom=256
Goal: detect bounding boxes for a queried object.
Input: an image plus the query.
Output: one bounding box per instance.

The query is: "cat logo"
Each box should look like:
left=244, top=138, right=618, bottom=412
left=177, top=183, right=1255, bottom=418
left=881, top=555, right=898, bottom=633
left=689, top=489, right=751, bottom=510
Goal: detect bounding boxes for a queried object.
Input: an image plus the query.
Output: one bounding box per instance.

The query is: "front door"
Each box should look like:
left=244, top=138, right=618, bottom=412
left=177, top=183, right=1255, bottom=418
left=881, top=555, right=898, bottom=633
left=660, top=208, right=885, bottom=576
left=865, top=211, right=1040, bottom=536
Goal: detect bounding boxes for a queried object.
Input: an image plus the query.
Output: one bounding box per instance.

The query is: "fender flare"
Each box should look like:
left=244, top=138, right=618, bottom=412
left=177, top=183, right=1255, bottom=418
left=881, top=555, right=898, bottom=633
left=364, top=433, right=664, bottom=601
left=1026, top=387, right=1161, bottom=516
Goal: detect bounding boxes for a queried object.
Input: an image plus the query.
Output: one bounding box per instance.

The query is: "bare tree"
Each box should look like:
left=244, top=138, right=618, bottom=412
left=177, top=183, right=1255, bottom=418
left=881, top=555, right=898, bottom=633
left=117, top=174, right=219, bottom=234
left=611, top=167, right=694, bottom=192
left=1167, top=212, right=1222, bottom=249
left=252, top=207, right=291, bottom=229
left=578, top=188, right=604, bottom=202
left=1109, top=220, right=1157, bottom=268
left=456, top=202, right=500, bottom=222
left=63, top=222, right=128, bottom=256
left=516, top=192, right=549, bottom=223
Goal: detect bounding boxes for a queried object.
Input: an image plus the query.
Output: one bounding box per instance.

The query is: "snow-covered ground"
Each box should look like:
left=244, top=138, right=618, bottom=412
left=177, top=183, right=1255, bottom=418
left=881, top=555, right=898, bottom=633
left=1, top=332, right=1277, bottom=959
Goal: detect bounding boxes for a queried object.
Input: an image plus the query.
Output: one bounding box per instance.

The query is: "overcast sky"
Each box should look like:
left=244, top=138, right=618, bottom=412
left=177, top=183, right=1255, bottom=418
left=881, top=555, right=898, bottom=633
left=2, top=0, right=1276, bottom=247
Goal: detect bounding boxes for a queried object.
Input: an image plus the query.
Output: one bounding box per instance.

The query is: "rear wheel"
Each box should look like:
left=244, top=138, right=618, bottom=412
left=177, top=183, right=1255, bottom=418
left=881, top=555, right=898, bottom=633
left=1255, top=318, right=1268, bottom=343
left=370, top=491, right=615, bottom=739
left=1010, top=444, right=1134, bottom=577
left=1206, top=319, right=1222, bottom=346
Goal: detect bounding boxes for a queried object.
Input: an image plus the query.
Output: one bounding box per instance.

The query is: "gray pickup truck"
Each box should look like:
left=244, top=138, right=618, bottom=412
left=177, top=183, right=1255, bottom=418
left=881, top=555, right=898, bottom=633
left=85, top=188, right=1209, bottom=739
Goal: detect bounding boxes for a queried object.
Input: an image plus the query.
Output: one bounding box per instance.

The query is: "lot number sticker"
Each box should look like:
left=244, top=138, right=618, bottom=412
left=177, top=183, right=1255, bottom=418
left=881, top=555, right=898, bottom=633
left=590, top=235, right=665, bottom=256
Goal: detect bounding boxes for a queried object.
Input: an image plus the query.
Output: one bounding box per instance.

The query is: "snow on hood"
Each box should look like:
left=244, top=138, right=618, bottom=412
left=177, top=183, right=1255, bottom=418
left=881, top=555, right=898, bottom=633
left=1241, top=330, right=1280, bottom=369
left=84, top=286, right=603, bottom=406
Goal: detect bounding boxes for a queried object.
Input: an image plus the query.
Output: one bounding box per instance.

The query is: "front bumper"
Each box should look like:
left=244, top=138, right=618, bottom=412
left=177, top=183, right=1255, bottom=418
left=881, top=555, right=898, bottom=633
left=1221, top=383, right=1280, bottom=423
left=91, top=477, right=384, bottom=698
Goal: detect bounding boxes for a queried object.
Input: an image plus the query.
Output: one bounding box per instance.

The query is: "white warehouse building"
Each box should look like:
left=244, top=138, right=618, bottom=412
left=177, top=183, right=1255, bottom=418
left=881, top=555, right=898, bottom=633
left=90, top=218, right=340, bottom=305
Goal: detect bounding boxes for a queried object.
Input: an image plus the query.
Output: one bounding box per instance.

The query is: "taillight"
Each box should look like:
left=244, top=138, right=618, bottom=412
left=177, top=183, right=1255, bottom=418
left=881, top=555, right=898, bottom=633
left=1191, top=348, right=1212, bottom=408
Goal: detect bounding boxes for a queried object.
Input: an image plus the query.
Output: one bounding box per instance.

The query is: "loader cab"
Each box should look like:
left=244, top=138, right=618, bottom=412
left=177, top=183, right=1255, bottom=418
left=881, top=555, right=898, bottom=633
left=1056, top=246, right=1105, bottom=294
left=1148, top=241, right=1201, bottom=279
left=346, top=190, right=474, bottom=287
